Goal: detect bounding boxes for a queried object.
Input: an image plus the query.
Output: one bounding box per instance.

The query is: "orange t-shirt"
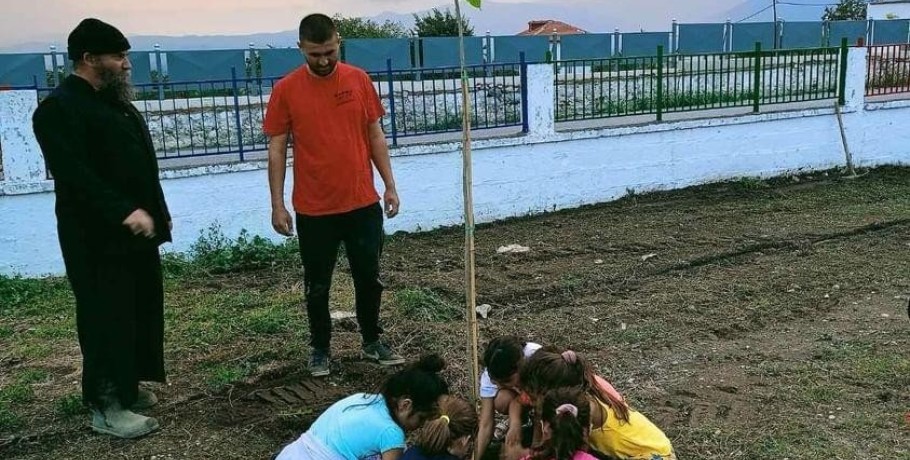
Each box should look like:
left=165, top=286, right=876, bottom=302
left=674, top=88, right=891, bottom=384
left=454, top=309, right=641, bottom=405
left=263, top=63, right=385, bottom=216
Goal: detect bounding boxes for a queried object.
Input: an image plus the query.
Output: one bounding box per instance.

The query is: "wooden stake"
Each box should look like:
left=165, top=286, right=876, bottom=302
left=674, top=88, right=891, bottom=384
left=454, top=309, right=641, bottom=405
left=453, top=0, right=481, bottom=404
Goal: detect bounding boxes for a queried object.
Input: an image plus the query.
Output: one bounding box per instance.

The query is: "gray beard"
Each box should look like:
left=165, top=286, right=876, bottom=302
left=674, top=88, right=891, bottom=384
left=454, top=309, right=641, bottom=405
left=98, top=67, right=135, bottom=104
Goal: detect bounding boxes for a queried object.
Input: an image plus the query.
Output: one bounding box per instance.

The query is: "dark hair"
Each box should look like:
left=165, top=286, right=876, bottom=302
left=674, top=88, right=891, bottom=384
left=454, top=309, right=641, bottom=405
left=298, top=13, right=337, bottom=43
left=519, top=346, right=630, bottom=423
left=380, top=354, right=449, bottom=419
left=413, top=395, right=478, bottom=455
left=482, top=336, right=525, bottom=382
left=531, top=387, right=591, bottom=460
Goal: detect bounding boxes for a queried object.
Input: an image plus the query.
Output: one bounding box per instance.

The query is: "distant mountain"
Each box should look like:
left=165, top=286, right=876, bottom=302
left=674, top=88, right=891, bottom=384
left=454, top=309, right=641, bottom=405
left=0, top=1, right=840, bottom=53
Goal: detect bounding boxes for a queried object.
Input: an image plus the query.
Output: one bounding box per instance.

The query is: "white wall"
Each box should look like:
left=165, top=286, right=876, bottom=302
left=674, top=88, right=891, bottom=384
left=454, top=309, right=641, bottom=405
left=868, top=3, right=910, bottom=19
left=2, top=48, right=909, bottom=277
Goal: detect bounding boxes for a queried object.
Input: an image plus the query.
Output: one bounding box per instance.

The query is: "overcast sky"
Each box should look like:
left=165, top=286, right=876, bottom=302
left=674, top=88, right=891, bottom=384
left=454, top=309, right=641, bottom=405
left=0, top=0, right=747, bottom=47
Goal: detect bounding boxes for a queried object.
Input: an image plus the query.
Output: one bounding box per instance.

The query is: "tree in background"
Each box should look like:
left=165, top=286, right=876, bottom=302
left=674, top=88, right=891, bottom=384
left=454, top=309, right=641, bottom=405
left=822, top=0, right=868, bottom=21
left=412, top=8, right=473, bottom=37
left=332, top=14, right=408, bottom=39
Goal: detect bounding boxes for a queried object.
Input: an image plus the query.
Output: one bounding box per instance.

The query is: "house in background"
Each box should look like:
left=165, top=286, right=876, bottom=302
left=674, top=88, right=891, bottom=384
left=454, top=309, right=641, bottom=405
left=518, top=20, right=587, bottom=36
left=867, top=0, right=910, bottom=19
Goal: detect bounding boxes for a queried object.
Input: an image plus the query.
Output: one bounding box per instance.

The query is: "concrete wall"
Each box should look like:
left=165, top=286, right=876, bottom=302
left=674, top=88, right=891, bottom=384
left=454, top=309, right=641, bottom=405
left=869, top=3, right=910, bottom=20
left=2, top=47, right=908, bottom=277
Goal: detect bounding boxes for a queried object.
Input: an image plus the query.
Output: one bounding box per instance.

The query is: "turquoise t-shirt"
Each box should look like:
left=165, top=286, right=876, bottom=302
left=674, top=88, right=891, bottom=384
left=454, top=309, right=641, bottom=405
left=309, top=393, right=406, bottom=459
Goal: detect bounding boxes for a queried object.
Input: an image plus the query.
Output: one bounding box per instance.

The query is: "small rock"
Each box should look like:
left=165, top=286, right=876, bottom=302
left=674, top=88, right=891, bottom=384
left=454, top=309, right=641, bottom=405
left=620, top=322, right=627, bottom=331
left=882, top=314, right=890, bottom=318
left=475, top=304, right=492, bottom=319
left=824, top=294, right=830, bottom=298
left=594, top=259, right=604, bottom=265
left=713, top=429, right=721, bottom=436
left=641, top=253, right=657, bottom=261
left=833, top=284, right=840, bottom=290
left=497, top=244, right=530, bottom=254
left=828, top=414, right=836, bottom=420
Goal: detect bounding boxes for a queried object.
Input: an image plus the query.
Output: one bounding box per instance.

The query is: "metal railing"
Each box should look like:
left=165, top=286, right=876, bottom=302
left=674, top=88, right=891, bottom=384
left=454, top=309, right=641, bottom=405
left=555, top=42, right=845, bottom=123
left=866, top=44, right=910, bottom=96
left=375, top=59, right=525, bottom=145
left=31, top=60, right=527, bottom=161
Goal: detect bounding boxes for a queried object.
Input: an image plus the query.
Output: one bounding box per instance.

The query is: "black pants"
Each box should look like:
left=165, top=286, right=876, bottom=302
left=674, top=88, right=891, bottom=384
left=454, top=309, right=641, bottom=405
left=61, top=239, right=166, bottom=409
left=297, top=203, right=385, bottom=351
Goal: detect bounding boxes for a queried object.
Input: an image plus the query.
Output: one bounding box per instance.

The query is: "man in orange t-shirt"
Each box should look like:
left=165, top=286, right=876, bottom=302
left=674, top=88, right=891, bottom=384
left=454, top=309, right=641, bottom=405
left=263, top=13, right=403, bottom=377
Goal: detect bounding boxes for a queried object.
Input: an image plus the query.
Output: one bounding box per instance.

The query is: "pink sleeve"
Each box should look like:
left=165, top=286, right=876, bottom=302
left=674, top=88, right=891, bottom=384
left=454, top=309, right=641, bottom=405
left=574, top=452, right=601, bottom=460
left=262, top=79, right=291, bottom=136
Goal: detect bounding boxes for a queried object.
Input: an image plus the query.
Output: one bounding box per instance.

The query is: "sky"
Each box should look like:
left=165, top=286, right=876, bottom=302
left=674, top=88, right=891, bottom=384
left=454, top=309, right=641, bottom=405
left=0, top=0, right=834, bottom=48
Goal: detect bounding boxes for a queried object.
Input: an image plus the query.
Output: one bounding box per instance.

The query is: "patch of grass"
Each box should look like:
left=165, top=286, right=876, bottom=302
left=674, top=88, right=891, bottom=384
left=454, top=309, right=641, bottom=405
left=0, top=403, right=22, bottom=432
left=0, top=325, right=12, bottom=338
left=849, top=354, right=910, bottom=387
left=0, top=275, right=72, bottom=318
left=55, top=393, right=85, bottom=417
left=734, top=176, right=770, bottom=190
left=17, top=368, right=50, bottom=385
left=799, top=383, right=843, bottom=404
left=0, top=383, right=34, bottom=404
left=16, top=342, right=54, bottom=361
left=244, top=306, right=294, bottom=335
left=203, top=362, right=252, bottom=390
left=163, top=224, right=298, bottom=277
left=392, top=288, right=460, bottom=322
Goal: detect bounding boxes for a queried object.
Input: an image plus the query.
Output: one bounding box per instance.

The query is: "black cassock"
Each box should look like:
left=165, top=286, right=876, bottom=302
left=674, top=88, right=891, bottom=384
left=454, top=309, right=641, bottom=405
left=32, top=75, right=172, bottom=408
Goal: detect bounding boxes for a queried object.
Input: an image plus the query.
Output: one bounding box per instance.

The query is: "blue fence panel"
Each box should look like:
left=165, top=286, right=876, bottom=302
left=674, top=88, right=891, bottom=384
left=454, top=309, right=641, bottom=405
left=781, top=21, right=826, bottom=48
left=422, top=36, right=484, bottom=68
left=560, top=33, right=613, bottom=59
left=677, top=23, right=726, bottom=53
left=872, top=20, right=910, bottom=45
left=260, top=48, right=302, bottom=78
left=731, top=22, right=776, bottom=52
left=827, top=20, right=869, bottom=46
left=128, top=51, right=154, bottom=84
left=344, top=38, right=412, bottom=71
left=620, top=32, right=670, bottom=57
left=164, top=50, right=246, bottom=81
left=0, top=53, right=45, bottom=86
left=493, top=35, right=550, bottom=63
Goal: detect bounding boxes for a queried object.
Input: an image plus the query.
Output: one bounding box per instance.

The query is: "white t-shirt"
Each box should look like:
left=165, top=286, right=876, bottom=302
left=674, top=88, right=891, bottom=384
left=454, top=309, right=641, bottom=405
left=478, top=342, right=542, bottom=399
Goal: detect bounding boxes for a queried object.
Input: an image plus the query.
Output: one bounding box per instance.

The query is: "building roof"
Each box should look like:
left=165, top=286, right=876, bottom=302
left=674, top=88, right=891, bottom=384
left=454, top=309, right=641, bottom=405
left=518, top=20, right=587, bottom=36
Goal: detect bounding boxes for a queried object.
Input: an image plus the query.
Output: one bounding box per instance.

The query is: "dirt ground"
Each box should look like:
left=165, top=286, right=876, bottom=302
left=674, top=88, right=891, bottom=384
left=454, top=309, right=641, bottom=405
left=1, top=166, right=909, bottom=459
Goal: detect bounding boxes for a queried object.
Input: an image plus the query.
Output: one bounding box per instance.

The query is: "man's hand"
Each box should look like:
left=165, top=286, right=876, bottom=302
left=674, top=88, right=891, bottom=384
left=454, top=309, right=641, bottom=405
left=384, top=188, right=400, bottom=218
left=272, top=207, right=294, bottom=236
left=123, top=209, right=156, bottom=238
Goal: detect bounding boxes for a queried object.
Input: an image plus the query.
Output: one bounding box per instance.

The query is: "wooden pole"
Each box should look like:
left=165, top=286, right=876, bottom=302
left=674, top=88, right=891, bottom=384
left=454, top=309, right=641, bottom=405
left=453, top=0, right=481, bottom=404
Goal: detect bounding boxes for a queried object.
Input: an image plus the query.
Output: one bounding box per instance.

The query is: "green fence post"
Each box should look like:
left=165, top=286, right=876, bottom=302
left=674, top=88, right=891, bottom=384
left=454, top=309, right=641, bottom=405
left=838, top=37, right=848, bottom=106
left=656, top=45, right=664, bottom=122
left=752, top=42, right=762, bottom=113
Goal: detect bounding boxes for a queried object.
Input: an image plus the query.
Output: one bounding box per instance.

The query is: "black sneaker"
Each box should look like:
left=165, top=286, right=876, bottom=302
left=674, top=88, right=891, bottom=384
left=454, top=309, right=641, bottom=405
left=308, top=348, right=331, bottom=377
left=361, top=341, right=406, bottom=366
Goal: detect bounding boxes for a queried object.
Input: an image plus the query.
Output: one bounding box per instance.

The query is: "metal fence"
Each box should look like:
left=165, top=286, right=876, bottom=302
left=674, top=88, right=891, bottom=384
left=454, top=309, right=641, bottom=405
left=555, top=42, right=845, bottom=123
left=866, top=44, right=910, bottom=96
left=33, top=60, right=527, bottom=160
left=3, top=19, right=909, bottom=86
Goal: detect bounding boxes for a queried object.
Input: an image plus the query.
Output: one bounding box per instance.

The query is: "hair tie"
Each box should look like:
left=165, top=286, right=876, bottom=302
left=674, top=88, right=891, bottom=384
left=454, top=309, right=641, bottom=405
left=555, top=404, right=578, bottom=417
left=439, top=415, right=450, bottom=424
left=561, top=350, right=577, bottom=364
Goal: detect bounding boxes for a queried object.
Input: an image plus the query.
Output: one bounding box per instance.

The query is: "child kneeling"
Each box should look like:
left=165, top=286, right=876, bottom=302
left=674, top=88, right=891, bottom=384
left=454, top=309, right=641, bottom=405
left=276, top=354, right=449, bottom=460
left=402, top=395, right=478, bottom=460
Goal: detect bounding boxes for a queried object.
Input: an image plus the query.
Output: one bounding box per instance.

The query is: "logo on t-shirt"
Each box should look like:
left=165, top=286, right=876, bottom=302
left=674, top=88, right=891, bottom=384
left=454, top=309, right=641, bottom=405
left=334, top=89, right=355, bottom=107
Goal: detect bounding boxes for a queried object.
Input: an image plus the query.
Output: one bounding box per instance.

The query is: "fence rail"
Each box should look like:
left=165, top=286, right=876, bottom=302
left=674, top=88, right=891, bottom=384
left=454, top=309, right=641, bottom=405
left=555, top=43, right=843, bottom=123
left=866, top=44, right=910, bottom=96
left=34, top=60, right=528, bottom=160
